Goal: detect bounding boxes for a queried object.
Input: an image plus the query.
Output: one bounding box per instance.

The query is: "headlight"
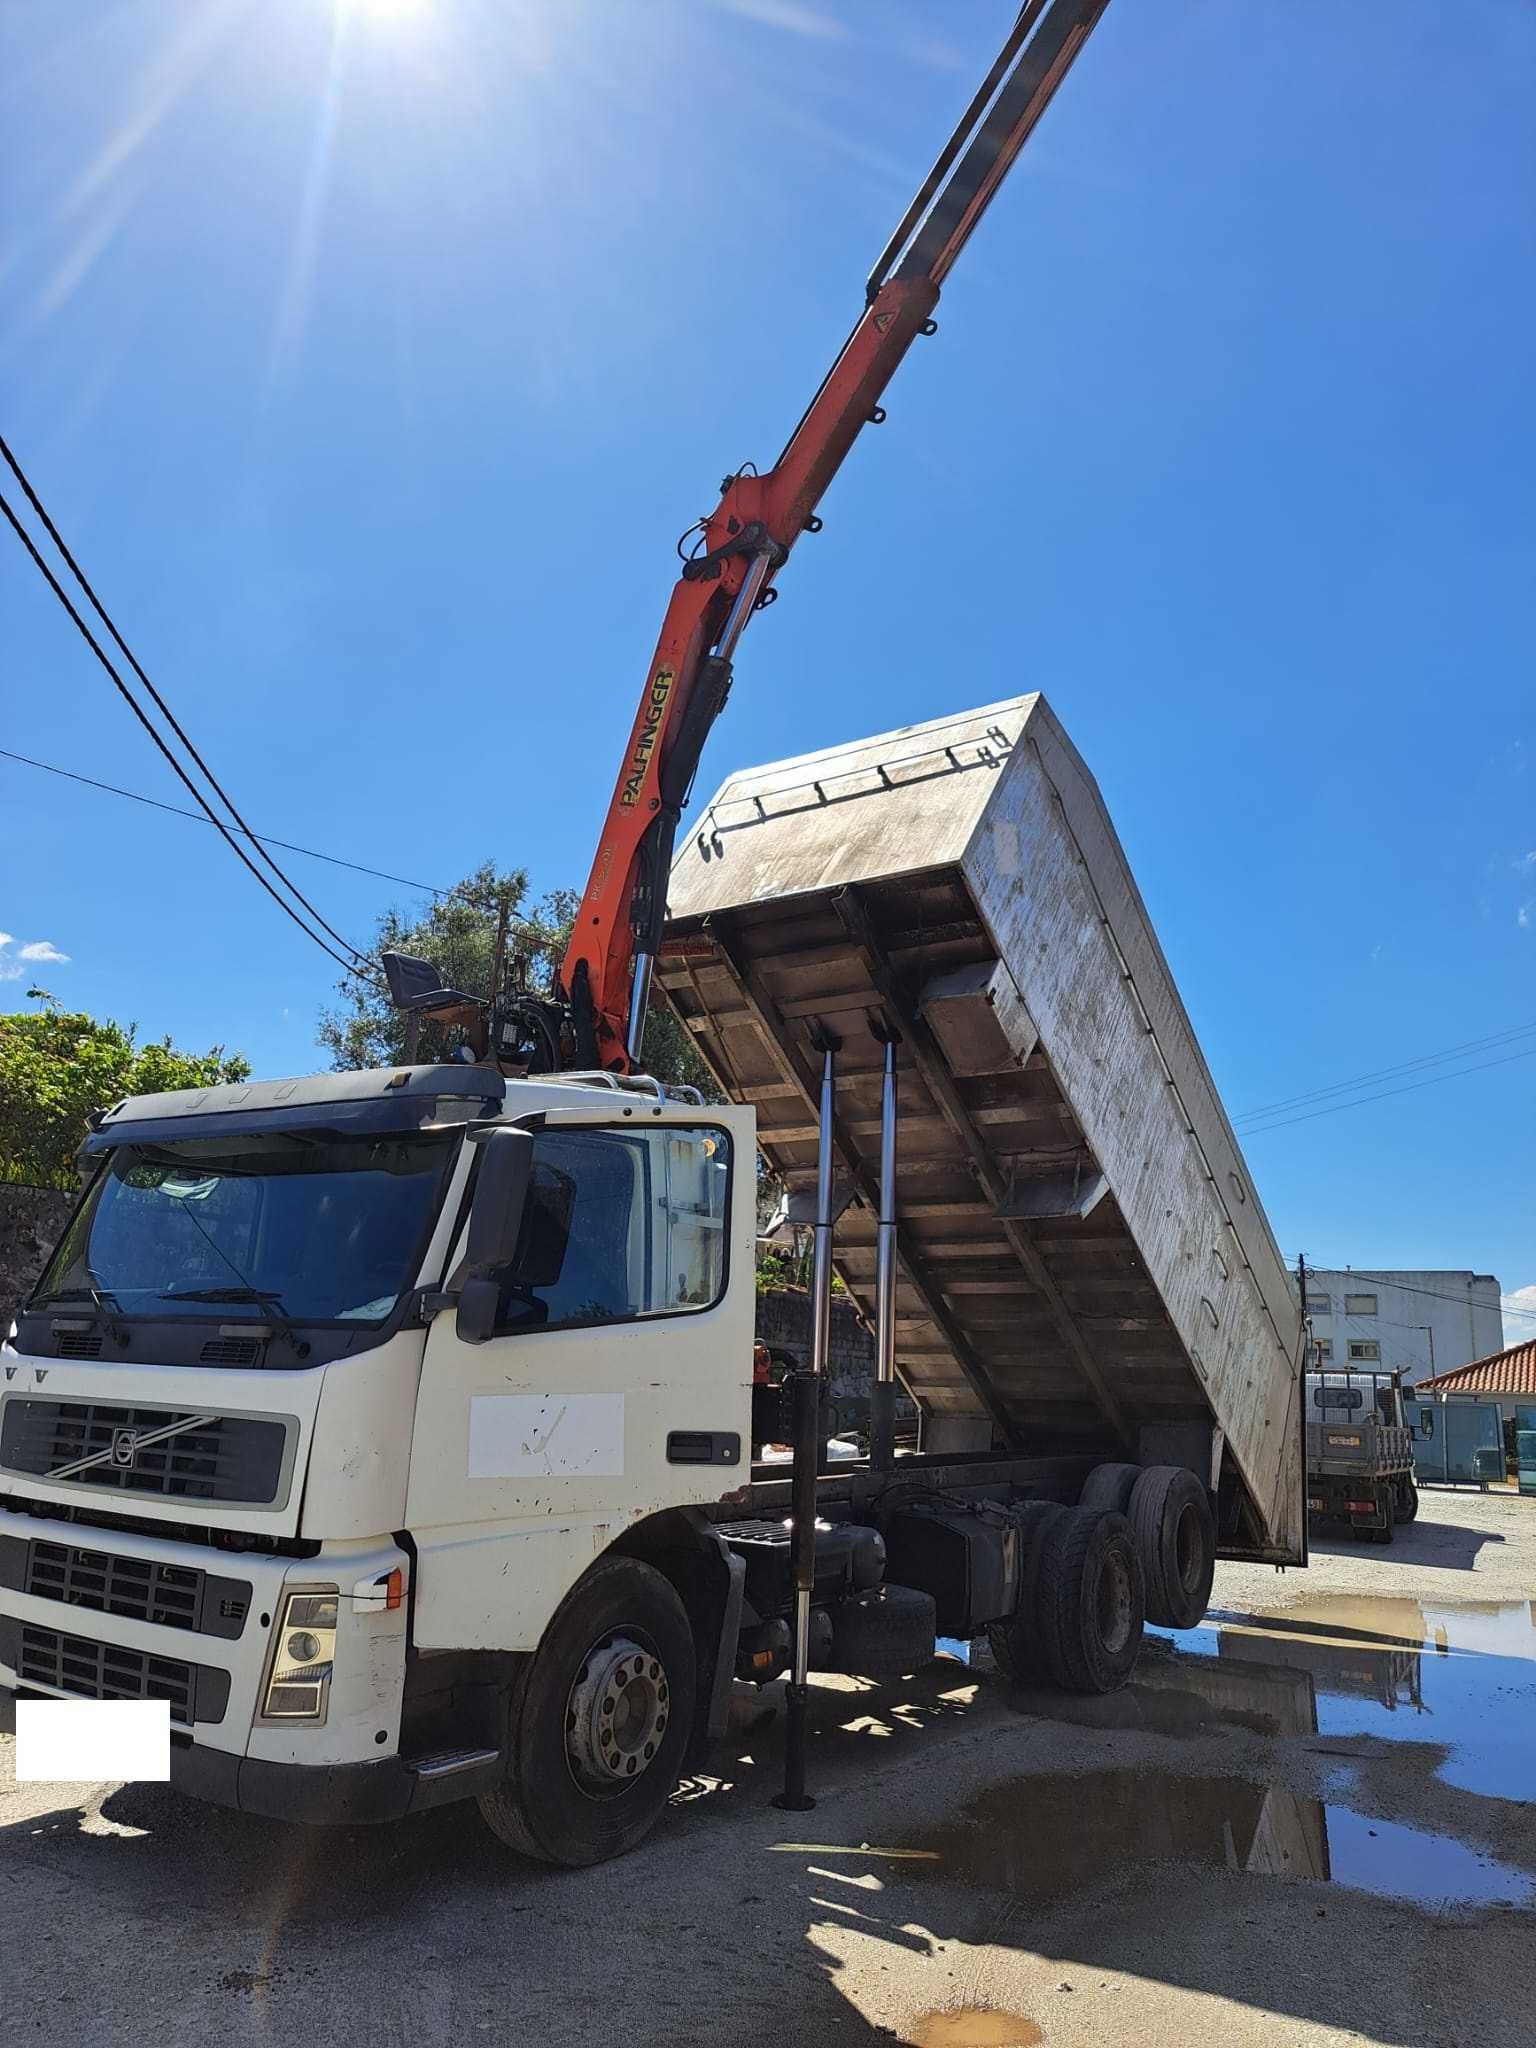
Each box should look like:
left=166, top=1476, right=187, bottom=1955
left=263, top=1590, right=338, bottom=1719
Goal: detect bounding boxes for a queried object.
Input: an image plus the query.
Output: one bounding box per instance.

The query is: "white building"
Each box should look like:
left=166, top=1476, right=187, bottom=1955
left=1299, top=1269, right=1504, bottom=1388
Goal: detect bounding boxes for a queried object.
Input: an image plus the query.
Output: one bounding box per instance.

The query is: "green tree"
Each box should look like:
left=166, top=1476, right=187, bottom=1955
left=317, top=861, right=716, bottom=1096
left=0, top=998, right=250, bottom=1190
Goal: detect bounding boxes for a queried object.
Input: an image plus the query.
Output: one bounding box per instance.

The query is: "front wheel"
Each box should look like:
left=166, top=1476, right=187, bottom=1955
left=478, top=1557, right=696, bottom=1867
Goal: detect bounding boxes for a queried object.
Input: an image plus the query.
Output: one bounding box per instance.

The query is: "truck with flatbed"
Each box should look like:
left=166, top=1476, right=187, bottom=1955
left=1305, top=1367, right=1418, bottom=1543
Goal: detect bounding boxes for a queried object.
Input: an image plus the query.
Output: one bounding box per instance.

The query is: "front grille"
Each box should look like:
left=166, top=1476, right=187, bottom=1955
left=200, top=1337, right=261, bottom=1366
left=0, top=1399, right=289, bottom=1506
left=21, top=1539, right=251, bottom=1638
left=29, top=1540, right=198, bottom=1628
left=54, top=1332, right=103, bottom=1360
left=11, top=1621, right=228, bottom=1725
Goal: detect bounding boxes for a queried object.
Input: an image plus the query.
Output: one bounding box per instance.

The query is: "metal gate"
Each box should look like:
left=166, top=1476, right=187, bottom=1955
left=1516, top=1406, right=1536, bottom=1497
left=1410, top=1399, right=1503, bottom=1487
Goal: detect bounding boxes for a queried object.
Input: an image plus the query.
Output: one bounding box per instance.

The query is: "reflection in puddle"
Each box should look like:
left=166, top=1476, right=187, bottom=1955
left=1166, top=1595, right=1536, bottom=1804
left=910, top=1597, right=1536, bottom=1914
left=899, top=1766, right=1531, bottom=1912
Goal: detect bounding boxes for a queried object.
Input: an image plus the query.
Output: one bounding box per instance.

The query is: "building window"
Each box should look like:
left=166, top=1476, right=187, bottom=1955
left=1313, top=1339, right=1334, bottom=1364
left=1347, top=1339, right=1381, bottom=1362
left=1344, top=1292, right=1378, bottom=1316
left=1304, top=1292, right=1332, bottom=1315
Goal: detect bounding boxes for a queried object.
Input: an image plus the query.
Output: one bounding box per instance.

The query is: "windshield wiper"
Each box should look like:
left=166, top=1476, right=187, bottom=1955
left=160, top=1286, right=293, bottom=1312
left=159, top=1285, right=311, bottom=1359
left=33, top=1284, right=123, bottom=1313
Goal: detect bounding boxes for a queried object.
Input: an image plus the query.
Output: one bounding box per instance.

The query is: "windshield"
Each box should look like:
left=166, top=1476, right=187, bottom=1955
left=33, top=1129, right=457, bottom=1325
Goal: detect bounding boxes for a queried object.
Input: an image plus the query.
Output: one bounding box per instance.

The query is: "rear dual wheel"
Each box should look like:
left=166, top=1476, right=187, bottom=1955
left=987, top=1503, right=1144, bottom=1695
left=1127, top=1466, right=1216, bottom=1629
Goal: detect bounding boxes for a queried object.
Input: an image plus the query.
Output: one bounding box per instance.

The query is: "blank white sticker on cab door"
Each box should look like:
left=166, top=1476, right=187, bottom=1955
left=467, top=1394, right=625, bottom=1480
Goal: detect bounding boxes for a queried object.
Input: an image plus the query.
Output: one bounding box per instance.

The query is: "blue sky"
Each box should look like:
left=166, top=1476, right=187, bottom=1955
left=2, top=1, right=1532, bottom=1330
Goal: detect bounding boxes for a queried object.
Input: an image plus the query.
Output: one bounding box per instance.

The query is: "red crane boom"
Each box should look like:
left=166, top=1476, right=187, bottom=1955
left=559, top=0, right=1111, bottom=1074
left=384, top=3, right=1111, bottom=1071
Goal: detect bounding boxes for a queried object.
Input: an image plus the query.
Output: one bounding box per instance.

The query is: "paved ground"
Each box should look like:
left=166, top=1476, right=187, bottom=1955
left=2, top=1486, right=1532, bottom=2048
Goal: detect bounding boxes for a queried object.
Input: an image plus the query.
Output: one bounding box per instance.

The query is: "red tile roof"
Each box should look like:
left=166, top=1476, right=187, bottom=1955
left=1415, top=1338, right=1536, bottom=1398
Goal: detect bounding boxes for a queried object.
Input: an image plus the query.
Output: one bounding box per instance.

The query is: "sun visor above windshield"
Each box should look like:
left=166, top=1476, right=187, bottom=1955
left=82, top=1063, right=506, bottom=1155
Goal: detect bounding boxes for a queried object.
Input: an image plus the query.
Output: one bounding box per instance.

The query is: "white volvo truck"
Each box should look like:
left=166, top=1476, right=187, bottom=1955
left=1, top=695, right=1304, bottom=1867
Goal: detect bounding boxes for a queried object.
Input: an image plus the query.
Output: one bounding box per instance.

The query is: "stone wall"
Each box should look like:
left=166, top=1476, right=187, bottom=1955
left=0, top=1185, right=74, bottom=1328
left=755, top=1287, right=874, bottom=1401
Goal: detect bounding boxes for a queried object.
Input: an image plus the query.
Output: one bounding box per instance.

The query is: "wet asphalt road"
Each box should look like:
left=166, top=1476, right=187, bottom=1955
left=2, top=1486, right=1533, bottom=2048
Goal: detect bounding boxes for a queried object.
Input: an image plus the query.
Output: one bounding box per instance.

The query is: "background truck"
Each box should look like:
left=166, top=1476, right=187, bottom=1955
left=0, top=693, right=1303, bottom=1867
left=1305, top=1366, right=1419, bottom=1542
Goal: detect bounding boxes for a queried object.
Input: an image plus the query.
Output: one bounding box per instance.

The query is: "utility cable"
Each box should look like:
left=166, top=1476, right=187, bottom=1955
left=1236, top=1019, right=1536, bottom=1123
left=0, top=746, right=447, bottom=897
left=0, top=433, right=372, bottom=970
left=1294, top=1269, right=1536, bottom=1322
left=1239, top=1043, right=1536, bottom=1136
left=1, top=490, right=373, bottom=983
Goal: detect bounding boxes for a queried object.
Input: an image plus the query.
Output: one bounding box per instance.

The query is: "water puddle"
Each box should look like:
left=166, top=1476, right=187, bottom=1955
left=902, top=1596, right=1536, bottom=1916
left=904, top=2009, right=1042, bottom=2047
left=1155, top=1595, right=1536, bottom=1803
left=895, top=1766, right=1531, bottom=1912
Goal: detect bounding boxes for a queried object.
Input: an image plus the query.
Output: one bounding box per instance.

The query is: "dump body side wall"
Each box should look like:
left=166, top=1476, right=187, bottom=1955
left=961, top=705, right=1304, bottom=1558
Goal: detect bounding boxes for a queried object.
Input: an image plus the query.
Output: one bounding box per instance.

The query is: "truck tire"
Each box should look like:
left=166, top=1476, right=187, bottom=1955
left=1078, top=1462, right=1140, bottom=1514
left=1395, top=1474, right=1419, bottom=1523
left=1036, top=1506, right=1145, bottom=1695
left=1128, top=1466, right=1215, bottom=1629
left=984, top=1501, right=1066, bottom=1684
left=829, top=1583, right=937, bottom=1677
left=477, top=1557, right=696, bottom=1867
left=1366, top=1490, right=1396, bottom=1545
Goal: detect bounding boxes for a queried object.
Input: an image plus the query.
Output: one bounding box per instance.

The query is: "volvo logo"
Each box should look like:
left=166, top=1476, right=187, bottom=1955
left=46, top=1409, right=217, bottom=1485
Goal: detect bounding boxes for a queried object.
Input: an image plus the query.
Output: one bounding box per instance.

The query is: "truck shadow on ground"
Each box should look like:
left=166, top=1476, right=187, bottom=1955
left=1307, top=1516, right=1506, bottom=1571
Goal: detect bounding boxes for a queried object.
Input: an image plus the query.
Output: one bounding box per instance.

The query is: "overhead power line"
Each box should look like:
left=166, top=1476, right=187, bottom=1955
left=1236, top=1019, right=1536, bottom=1123
left=0, top=434, right=375, bottom=979
left=1297, top=1269, right=1536, bottom=1322
left=0, top=746, right=447, bottom=898
left=0, top=486, right=371, bottom=984
left=1239, top=1043, right=1536, bottom=1136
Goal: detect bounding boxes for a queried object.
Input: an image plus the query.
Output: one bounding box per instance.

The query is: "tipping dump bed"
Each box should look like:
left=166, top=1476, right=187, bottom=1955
left=659, top=695, right=1305, bottom=1563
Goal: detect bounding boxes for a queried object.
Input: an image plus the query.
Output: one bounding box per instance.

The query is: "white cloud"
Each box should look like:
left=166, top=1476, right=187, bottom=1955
left=1503, top=1284, right=1536, bottom=1349
left=0, top=934, right=70, bottom=981
left=1519, top=902, right=1533, bottom=930
left=717, top=0, right=847, bottom=39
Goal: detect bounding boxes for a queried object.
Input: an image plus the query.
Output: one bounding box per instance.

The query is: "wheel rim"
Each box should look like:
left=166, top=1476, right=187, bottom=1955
left=1173, top=1502, right=1203, bottom=1594
left=1096, top=1548, right=1134, bottom=1657
left=565, top=1634, right=671, bottom=1799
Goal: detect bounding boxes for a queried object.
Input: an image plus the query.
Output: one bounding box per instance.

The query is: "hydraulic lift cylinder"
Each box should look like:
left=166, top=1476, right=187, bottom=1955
left=774, top=1033, right=838, bottom=1812
left=869, top=1029, right=899, bottom=1473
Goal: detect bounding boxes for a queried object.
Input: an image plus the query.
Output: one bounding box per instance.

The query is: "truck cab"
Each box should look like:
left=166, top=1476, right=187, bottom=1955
left=1, top=1062, right=757, bottom=1858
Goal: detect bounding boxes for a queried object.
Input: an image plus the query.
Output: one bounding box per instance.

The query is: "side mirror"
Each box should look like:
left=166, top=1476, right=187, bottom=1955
left=456, top=1127, right=535, bottom=1346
